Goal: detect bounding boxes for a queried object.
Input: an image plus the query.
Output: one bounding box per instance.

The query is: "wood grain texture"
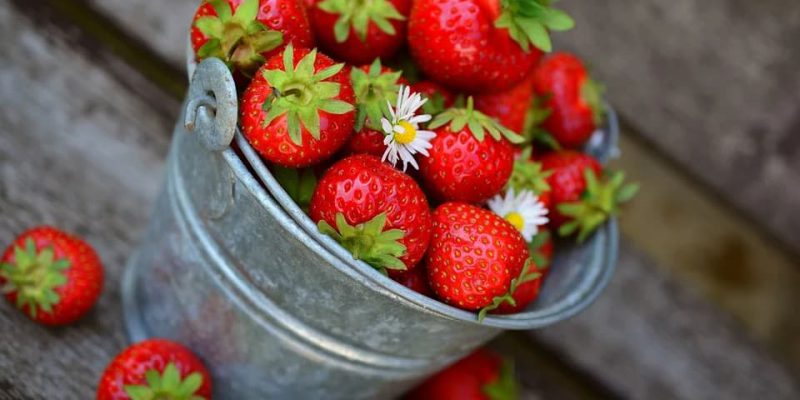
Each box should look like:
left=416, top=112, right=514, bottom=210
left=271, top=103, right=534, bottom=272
left=554, top=0, right=800, bottom=253
left=87, top=0, right=800, bottom=254
left=531, top=242, right=800, bottom=400
left=0, top=2, right=175, bottom=397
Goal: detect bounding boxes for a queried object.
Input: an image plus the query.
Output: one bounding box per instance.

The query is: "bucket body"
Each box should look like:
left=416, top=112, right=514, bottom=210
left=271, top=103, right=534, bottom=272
left=122, top=59, right=619, bottom=399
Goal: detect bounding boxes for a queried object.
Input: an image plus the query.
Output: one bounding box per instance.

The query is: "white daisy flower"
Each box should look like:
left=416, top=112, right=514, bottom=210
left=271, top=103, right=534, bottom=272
left=487, top=188, right=549, bottom=242
left=380, top=85, right=436, bottom=171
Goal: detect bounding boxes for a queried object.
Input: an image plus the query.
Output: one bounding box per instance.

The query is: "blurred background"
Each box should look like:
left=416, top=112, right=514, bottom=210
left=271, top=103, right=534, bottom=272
left=1, top=0, right=799, bottom=398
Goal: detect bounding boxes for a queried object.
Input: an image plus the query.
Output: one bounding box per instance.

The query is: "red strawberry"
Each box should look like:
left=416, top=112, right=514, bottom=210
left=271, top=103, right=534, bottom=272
left=419, top=99, right=522, bottom=204
left=540, top=151, right=638, bottom=242
left=97, top=339, right=212, bottom=400
left=392, top=263, right=434, bottom=296
left=410, top=81, right=455, bottom=116
left=191, top=0, right=315, bottom=78
left=494, top=231, right=552, bottom=314
left=407, top=0, right=573, bottom=93
left=310, top=154, right=432, bottom=273
left=241, top=45, right=356, bottom=167
left=0, top=226, right=103, bottom=326
left=532, top=53, right=605, bottom=148
left=474, top=73, right=535, bottom=133
left=310, top=0, right=410, bottom=65
left=406, top=349, right=518, bottom=400
left=343, top=60, right=407, bottom=157
left=426, top=203, right=530, bottom=313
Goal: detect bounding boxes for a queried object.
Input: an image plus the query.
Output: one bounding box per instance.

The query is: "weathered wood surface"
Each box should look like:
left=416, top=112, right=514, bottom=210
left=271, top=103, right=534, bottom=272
left=2, top=0, right=800, bottom=399
left=530, top=243, right=800, bottom=400
left=0, top=2, right=174, bottom=398
left=87, top=0, right=800, bottom=255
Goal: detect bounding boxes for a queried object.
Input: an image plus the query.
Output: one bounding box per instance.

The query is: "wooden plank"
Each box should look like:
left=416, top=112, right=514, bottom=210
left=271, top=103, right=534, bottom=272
left=0, top=1, right=176, bottom=398
left=529, top=243, right=800, bottom=400
left=554, top=1, right=800, bottom=253
left=87, top=0, right=800, bottom=256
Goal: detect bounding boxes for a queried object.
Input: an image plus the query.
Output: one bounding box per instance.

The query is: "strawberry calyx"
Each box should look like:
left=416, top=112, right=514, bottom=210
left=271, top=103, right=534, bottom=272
left=352, top=59, right=404, bottom=131
left=123, top=362, right=205, bottom=400
left=477, top=259, right=541, bottom=321
left=318, top=0, right=405, bottom=43
left=317, top=212, right=408, bottom=274
left=429, top=97, right=524, bottom=144
left=482, top=358, right=520, bottom=400
left=421, top=91, right=448, bottom=116
left=194, top=0, right=284, bottom=77
left=520, top=94, right=561, bottom=150
left=581, top=77, right=605, bottom=126
left=507, top=147, right=552, bottom=194
left=272, top=166, right=318, bottom=212
left=528, top=230, right=551, bottom=269
left=495, top=0, right=574, bottom=53
left=558, top=169, right=639, bottom=243
left=0, top=238, right=69, bottom=318
left=260, top=45, right=354, bottom=145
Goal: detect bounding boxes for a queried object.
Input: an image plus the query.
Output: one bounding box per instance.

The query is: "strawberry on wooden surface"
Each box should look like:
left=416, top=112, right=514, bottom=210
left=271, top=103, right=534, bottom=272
left=408, top=0, right=573, bottom=93
left=425, top=203, right=530, bottom=312
left=310, top=0, right=410, bottom=64
left=0, top=226, right=103, bottom=326
left=191, top=0, right=315, bottom=78
left=406, top=349, right=518, bottom=400
left=97, top=339, right=212, bottom=400
left=418, top=98, right=522, bottom=203
left=310, top=154, right=432, bottom=274
left=241, top=45, right=355, bottom=167
left=532, top=52, right=605, bottom=148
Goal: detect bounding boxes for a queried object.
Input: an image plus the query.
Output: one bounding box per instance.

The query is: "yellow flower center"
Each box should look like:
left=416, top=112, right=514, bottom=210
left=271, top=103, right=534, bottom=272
left=505, top=212, right=525, bottom=232
left=394, top=121, right=417, bottom=145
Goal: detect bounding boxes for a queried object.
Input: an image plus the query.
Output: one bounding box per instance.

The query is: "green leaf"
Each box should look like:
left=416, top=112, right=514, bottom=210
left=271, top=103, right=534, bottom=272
left=315, top=63, right=345, bottom=81
left=542, top=8, right=574, bottom=31
left=319, top=100, right=354, bottom=114
left=207, top=0, right=232, bottom=20
left=520, top=20, right=551, bottom=52
left=176, top=372, right=204, bottom=397
left=298, top=106, right=321, bottom=140
left=333, top=16, right=351, bottom=42
left=161, top=363, right=180, bottom=390
left=616, top=183, right=640, bottom=203
left=123, top=385, right=154, bottom=400
left=286, top=112, right=302, bottom=145
left=283, top=44, right=295, bottom=71
left=145, top=369, right=162, bottom=389
left=232, top=0, right=260, bottom=24
left=194, top=17, right=224, bottom=37
left=294, top=48, right=317, bottom=76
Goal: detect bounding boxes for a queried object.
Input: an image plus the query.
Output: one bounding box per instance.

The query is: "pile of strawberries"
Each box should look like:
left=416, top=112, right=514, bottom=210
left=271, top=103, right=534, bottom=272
left=189, top=0, right=638, bottom=318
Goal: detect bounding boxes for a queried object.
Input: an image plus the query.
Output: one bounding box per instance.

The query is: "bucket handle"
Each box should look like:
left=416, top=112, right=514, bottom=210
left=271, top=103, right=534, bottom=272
left=184, top=58, right=238, bottom=152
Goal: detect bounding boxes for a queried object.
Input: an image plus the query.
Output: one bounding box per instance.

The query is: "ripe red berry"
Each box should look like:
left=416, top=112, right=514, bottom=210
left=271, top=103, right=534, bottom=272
left=310, top=154, right=432, bottom=273
left=426, top=203, right=529, bottom=311
left=407, top=349, right=518, bottom=400
left=97, top=339, right=212, bottom=400
left=241, top=45, right=356, bottom=167
left=0, top=226, right=103, bottom=326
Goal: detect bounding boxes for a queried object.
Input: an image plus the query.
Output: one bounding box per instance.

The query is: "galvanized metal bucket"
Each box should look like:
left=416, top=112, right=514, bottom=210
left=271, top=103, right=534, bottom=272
left=121, top=58, right=620, bottom=399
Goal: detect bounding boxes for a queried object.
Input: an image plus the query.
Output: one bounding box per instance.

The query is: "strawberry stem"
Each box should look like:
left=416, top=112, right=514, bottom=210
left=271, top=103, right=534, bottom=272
left=477, top=259, right=541, bottom=321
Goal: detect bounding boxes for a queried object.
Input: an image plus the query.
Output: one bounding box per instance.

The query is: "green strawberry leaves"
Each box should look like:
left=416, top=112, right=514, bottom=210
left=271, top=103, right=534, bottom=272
left=429, top=97, right=524, bottom=144
left=478, top=259, right=541, bottom=321
left=260, top=45, right=354, bottom=145
left=496, top=0, right=574, bottom=53
left=528, top=230, right=551, bottom=269
left=124, top=363, right=205, bottom=400
left=352, top=59, right=404, bottom=131
left=0, top=238, right=70, bottom=318
left=194, top=0, right=284, bottom=76
left=507, top=147, right=553, bottom=194
left=482, top=359, right=520, bottom=400
left=318, top=213, right=407, bottom=274
left=318, top=0, right=405, bottom=43
left=272, top=166, right=318, bottom=212
left=558, top=169, right=639, bottom=243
